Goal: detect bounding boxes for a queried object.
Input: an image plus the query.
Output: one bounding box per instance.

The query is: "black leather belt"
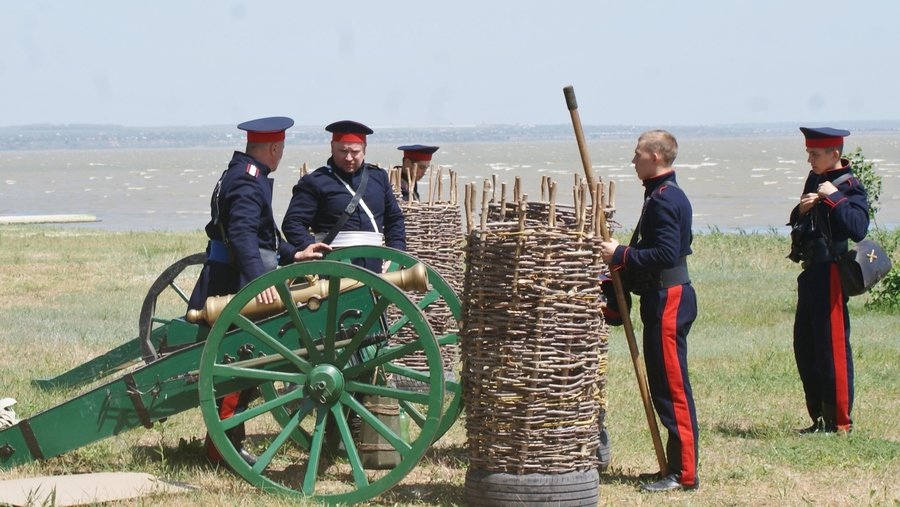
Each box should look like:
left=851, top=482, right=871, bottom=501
left=658, top=256, right=690, bottom=288
left=800, top=239, right=846, bottom=269
left=626, top=256, right=690, bottom=294
left=208, top=240, right=277, bottom=271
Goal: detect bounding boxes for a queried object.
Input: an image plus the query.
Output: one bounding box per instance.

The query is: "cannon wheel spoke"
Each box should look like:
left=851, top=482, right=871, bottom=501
left=324, top=246, right=463, bottom=442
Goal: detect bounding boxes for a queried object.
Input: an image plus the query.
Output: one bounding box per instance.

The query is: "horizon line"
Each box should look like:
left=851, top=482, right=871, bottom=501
left=3, top=119, right=900, bottom=131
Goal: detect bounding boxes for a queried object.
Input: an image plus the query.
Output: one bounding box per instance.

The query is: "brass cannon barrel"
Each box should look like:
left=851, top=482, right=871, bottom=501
left=186, top=262, right=429, bottom=325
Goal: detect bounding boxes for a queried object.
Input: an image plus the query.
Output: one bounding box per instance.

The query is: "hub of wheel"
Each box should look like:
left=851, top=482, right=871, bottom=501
left=305, top=364, right=344, bottom=405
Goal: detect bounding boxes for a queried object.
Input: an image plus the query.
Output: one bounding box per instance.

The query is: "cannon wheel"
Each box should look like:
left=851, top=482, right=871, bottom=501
left=198, top=260, right=444, bottom=504
left=260, top=246, right=463, bottom=444
left=138, top=252, right=207, bottom=363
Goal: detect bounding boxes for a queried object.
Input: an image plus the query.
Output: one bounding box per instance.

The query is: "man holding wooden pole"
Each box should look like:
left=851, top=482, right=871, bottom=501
left=599, top=130, right=700, bottom=492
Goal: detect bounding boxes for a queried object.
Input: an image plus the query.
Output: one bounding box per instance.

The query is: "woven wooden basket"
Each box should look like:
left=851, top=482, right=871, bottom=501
left=460, top=177, right=614, bottom=474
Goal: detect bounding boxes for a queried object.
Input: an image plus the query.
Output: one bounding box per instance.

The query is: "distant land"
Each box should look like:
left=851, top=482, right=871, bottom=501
left=1, top=121, right=899, bottom=151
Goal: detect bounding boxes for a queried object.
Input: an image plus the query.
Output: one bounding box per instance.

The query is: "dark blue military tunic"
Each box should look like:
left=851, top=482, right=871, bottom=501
left=609, top=171, right=699, bottom=487
left=282, top=159, right=406, bottom=272
left=789, top=161, right=869, bottom=432
left=187, top=149, right=297, bottom=453
left=188, top=151, right=295, bottom=312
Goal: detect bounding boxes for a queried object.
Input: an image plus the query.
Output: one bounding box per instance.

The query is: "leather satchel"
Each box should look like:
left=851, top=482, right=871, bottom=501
left=819, top=172, right=893, bottom=297
left=836, top=239, right=892, bottom=297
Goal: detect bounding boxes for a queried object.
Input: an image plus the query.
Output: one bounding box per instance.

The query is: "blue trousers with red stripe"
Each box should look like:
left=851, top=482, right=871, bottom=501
left=640, top=283, right=699, bottom=486
left=793, top=263, right=854, bottom=431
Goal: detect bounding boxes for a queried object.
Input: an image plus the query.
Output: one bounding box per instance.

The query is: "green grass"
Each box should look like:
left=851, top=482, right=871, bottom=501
left=0, top=226, right=898, bottom=506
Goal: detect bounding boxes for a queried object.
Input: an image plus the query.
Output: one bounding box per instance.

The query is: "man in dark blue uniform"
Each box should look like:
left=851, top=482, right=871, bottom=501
left=395, top=144, right=439, bottom=201
left=600, top=130, right=699, bottom=492
left=282, top=120, right=406, bottom=272
left=187, top=116, right=331, bottom=464
left=788, top=127, right=869, bottom=434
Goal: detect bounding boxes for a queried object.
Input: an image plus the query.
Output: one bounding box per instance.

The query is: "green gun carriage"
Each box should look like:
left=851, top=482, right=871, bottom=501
left=0, top=246, right=462, bottom=505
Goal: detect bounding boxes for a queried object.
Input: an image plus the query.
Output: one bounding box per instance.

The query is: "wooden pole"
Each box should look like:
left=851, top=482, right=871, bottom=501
left=464, top=183, right=474, bottom=234
left=450, top=170, right=458, bottom=206
left=563, top=84, right=669, bottom=476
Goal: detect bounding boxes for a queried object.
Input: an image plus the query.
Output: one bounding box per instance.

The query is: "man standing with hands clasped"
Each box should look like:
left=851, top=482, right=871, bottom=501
left=787, top=127, right=869, bottom=435
left=600, top=130, right=699, bottom=492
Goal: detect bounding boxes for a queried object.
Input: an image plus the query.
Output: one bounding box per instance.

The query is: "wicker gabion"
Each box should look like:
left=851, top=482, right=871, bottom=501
left=460, top=179, right=612, bottom=474
left=388, top=168, right=464, bottom=382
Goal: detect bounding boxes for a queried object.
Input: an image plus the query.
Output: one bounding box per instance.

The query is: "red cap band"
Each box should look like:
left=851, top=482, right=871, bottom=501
left=404, top=151, right=433, bottom=162
left=805, top=137, right=843, bottom=148
left=332, top=133, right=367, bottom=143
left=247, top=131, right=285, bottom=143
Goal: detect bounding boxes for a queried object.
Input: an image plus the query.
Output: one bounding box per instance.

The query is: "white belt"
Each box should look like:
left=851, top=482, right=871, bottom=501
left=315, top=231, right=384, bottom=248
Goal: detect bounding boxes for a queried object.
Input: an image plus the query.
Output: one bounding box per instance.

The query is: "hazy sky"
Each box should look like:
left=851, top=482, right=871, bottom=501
left=3, top=1, right=898, bottom=128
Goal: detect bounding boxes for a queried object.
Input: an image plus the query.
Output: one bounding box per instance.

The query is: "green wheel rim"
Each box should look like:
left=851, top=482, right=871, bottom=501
left=198, top=260, right=443, bottom=504
left=324, top=245, right=463, bottom=442
left=262, top=246, right=463, bottom=444
left=138, top=251, right=207, bottom=363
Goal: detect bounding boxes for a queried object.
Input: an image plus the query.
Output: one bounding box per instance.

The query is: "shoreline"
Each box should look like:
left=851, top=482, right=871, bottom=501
left=2, top=134, right=898, bottom=233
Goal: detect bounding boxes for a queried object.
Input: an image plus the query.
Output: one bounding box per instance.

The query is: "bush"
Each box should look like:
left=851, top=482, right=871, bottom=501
left=846, top=147, right=882, bottom=219
left=848, top=147, right=899, bottom=311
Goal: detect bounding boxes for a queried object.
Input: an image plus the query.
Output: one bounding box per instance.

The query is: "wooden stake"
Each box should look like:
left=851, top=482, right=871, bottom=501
left=549, top=181, right=557, bottom=228
left=563, top=84, right=669, bottom=476
left=464, top=183, right=474, bottom=234
left=450, top=170, right=458, bottom=206
left=480, top=179, right=490, bottom=240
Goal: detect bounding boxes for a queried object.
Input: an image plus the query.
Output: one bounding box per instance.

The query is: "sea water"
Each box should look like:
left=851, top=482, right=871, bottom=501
left=1, top=130, right=898, bottom=233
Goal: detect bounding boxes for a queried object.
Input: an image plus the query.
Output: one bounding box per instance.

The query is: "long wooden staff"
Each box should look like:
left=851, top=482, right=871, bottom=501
left=564, top=85, right=668, bottom=476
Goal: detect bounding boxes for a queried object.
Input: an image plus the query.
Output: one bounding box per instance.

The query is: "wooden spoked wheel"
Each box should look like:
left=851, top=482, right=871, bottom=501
left=138, top=252, right=207, bottom=363
left=260, top=246, right=463, bottom=445
left=198, top=260, right=444, bottom=504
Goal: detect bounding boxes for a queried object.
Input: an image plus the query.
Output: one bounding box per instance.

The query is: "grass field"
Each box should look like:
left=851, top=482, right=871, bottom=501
left=0, top=226, right=897, bottom=506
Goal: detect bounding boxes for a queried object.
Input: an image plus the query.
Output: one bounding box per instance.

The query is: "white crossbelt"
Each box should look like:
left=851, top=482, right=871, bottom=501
left=315, top=231, right=384, bottom=248
left=329, top=165, right=380, bottom=234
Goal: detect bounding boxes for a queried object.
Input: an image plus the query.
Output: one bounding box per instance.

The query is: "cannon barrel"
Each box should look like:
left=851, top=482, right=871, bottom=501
left=186, top=262, right=429, bottom=325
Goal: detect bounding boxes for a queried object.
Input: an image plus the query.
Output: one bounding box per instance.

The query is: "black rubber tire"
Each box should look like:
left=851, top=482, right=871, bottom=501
left=597, top=426, right=611, bottom=473
left=464, top=468, right=599, bottom=507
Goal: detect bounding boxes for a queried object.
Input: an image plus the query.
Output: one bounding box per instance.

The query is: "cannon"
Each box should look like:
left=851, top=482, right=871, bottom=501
left=0, top=246, right=462, bottom=505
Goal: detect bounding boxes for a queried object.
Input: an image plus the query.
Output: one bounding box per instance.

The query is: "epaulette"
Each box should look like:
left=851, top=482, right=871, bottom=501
left=245, top=163, right=260, bottom=178
left=653, top=179, right=682, bottom=197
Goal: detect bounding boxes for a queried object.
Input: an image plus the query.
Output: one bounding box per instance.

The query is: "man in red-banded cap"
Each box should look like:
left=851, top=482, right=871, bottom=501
left=187, top=116, right=331, bottom=464
left=788, top=127, right=870, bottom=435
left=283, top=120, right=406, bottom=273
left=395, top=144, right=439, bottom=201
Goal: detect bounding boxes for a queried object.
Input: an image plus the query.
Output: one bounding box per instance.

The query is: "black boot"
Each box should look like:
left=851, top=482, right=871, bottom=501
left=798, top=417, right=824, bottom=434
left=821, top=403, right=851, bottom=434
left=640, top=473, right=699, bottom=492
left=822, top=403, right=837, bottom=433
